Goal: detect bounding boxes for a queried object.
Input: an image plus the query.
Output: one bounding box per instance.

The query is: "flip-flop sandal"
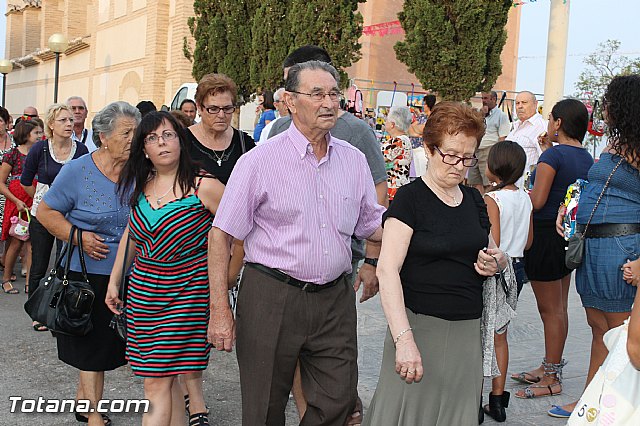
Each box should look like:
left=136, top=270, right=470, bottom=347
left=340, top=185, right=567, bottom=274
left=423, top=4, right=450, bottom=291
left=74, top=412, right=112, bottom=425
left=32, top=322, right=48, bottom=332
left=515, top=383, right=562, bottom=399
left=510, top=371, right=542, bottom=384
left=2, top=281, right=19, bottom=294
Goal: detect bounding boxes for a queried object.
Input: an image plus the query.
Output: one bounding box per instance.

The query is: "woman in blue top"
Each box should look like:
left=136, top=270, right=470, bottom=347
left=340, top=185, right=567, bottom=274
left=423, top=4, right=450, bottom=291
left=20, top=104, right=89, bottom=301
left=253, top=90, right=276, bottom=141
left=37, top=101, right=141, bottom=426
left=550, top=75, right=640, bottom=418
left=513, top=99, right=593, bottom=401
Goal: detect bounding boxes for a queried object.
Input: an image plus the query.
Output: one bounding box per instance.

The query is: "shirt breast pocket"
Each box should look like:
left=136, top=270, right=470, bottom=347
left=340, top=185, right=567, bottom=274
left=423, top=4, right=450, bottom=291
left=336, top=195, right=360, bottom=236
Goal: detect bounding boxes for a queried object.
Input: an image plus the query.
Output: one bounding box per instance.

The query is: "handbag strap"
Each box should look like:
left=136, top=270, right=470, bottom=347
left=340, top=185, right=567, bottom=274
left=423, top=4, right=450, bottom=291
left=55, top=225, right=76, bottom=272
left=119, top=234, right=131, bottom=304
left=63, top=227, right=89, bottom=282
left=582, top=157, right=624, bottom=237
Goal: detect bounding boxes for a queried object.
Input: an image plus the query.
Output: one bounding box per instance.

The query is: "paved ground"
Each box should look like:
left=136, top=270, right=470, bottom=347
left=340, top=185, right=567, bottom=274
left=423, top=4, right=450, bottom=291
left=0, top=265, right=592, bottom=425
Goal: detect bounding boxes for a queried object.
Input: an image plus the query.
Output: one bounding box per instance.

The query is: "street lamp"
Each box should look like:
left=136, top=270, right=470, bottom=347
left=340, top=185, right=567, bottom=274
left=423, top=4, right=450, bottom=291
left=0, top=59, right=13, bottom=108
left=48, top=33, right=68, bottom=103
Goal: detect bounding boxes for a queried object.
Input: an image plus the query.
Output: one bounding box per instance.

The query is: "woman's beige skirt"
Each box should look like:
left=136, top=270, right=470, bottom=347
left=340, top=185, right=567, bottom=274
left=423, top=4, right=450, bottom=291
left=363, top=309, right=483, bottom=426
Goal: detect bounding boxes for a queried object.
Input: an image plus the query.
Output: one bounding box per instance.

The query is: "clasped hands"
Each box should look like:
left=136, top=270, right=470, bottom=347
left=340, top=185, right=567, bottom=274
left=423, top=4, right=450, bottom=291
left=475, top=247, right=507, bottom=276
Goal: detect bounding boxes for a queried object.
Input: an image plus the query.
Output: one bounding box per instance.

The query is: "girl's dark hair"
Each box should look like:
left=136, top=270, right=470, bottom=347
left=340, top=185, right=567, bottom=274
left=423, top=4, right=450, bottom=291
left=262, top=90, right=275, bottom=110
left=551, top=98, right=588, bottom=142
left=12, top=119, right=43, bottom=145
left=118, top=111, right=197, bottom=207
left=487, top=140, right=527, bottom=191
left=603, top=74, right=640, bottom=166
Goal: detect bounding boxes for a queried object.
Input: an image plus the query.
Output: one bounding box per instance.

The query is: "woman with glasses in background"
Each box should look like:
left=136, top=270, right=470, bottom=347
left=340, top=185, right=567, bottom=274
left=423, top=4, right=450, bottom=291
left=363, top=102, right=509, bottom=425
left=21, top=104, right=89, bottom=301
left=186, top=73, right=255, bottom=184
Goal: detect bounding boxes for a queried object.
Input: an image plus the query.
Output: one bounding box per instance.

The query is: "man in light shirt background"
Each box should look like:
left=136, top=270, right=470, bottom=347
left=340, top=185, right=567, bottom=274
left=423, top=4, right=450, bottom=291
left=507, top=91, right=547, bottom=188
left=467, top=91, right=511, bottom=194
left=258, top=87, right=289, bottom=144
left=67, top=96, right=97, bottom=152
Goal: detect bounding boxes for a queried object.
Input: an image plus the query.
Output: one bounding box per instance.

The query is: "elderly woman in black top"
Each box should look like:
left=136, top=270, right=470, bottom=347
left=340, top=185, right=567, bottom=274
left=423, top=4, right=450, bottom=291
left=363, top=102, right=509, bottom=426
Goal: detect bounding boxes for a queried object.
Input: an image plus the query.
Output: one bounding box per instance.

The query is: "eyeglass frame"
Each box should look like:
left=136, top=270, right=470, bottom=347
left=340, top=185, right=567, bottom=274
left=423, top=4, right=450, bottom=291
left=433, top=145, right=478, bottom=167
left=202, top=105, right=236, bottom=115
left=289, top=90, right=343, bottom=103
left=54, top=117, right=74, bottom=124
left=144, top=130, right=179, bottom=145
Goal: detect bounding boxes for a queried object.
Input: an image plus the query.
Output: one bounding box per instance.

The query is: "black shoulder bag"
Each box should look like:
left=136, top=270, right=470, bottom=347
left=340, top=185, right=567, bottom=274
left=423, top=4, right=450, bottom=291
left=566, top=158, right=624, bottom=270
left=24, top=226, right=95, bottom=336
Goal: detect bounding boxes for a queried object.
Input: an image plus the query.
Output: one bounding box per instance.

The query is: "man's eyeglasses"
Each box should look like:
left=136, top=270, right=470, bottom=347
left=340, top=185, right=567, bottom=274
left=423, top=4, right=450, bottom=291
left=203, top=105, right=236, bottom=115
left=144, top=130, right=178, bottom=145
left=55, top=117, right=74, bottom=124
left=289, top=90, right=343, bottom=103
left=433, top=145, right=478, bottom=167
left=70, top=106, right=86, bottom=111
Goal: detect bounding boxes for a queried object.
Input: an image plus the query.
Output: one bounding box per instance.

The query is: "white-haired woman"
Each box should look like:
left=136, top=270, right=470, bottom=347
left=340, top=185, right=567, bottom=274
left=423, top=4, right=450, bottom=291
left=383, top=106, right=413, bottom=202
left=38, top=101, right=141, bottom=425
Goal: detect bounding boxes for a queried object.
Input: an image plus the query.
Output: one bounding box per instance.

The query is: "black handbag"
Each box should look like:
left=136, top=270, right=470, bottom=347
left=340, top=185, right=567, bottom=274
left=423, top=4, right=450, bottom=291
left=566, top=158, right=624, bottom=270
left=109, top=235, right=130, bottom=341
left=24, top=226, right=95, bottom=336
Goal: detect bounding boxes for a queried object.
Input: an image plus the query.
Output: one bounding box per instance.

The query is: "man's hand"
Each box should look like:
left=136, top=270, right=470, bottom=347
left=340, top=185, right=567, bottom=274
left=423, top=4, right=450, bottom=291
left=208, top=308, right=235, bottom=352
left=354, top=262, right=379, bottom=303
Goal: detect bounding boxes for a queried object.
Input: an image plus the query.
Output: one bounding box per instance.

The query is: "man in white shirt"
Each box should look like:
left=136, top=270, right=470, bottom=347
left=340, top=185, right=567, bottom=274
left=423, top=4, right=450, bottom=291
left=67, top=96, right=97, bottom=152
left=259, top=87, right=288, bottom=144
left=507, top=91, right=547, bottom=188
left=467, top=91, right=511, bottom=194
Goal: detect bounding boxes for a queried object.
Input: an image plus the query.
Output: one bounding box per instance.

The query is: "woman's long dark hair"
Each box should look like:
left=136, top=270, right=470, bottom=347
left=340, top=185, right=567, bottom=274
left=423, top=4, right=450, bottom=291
left=118, top=111, right=196, bottom=207
left=486, top=140, right=527, bottom=191
left=603, top=75, right=640, bottom=166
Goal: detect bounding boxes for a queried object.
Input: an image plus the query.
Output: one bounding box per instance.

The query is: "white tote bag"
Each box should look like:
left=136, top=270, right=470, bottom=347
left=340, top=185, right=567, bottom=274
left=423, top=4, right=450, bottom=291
left=567, top=319, right=640, bottom=425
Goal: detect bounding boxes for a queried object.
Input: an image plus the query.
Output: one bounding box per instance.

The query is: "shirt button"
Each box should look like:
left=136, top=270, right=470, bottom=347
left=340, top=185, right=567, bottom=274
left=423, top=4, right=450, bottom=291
left=324, top=250, right=328, bottom=255
left=319, top=194, right=324, bottom=199
left=321, top=224, right=326, bottom=228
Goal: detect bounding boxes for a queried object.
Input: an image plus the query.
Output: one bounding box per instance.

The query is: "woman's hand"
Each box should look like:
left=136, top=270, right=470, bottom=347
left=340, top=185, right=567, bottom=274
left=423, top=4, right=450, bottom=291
left=538, top=131, right=553, bottom=152
left=81, top=231, right=109, bottom=261
left=556, top=205, right=566, bottom=237
left=15, top=200, right=28, bottom=213
left=475, top=248, right=507, bottom=276
left=395, top=334, right=423, bottom=384
left=622, top=259, right=640, bottom=286
left=105, top=283, right=123, bottom=315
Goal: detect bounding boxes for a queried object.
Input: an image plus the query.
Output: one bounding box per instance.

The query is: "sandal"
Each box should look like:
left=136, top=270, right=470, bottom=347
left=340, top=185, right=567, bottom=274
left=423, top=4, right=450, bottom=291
left=10, top=274, right=17, bottom=282
left=510, top=371, right=541, bottom=384
left=189, top=412, right=210, bottom=426
left=2, top=280, right=19, bottom=294
left=184, top=395, right=210, bottom=417
left=32, top=322, right=48, bottom=332
left=74, top=411, right=112, bottom=425
left=515, top=359, right=566, bottom=399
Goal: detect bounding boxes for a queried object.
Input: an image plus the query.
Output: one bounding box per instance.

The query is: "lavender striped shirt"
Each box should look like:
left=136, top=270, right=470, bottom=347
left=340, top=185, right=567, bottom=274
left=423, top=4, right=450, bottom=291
left=212, top=122, right=384, bottom=284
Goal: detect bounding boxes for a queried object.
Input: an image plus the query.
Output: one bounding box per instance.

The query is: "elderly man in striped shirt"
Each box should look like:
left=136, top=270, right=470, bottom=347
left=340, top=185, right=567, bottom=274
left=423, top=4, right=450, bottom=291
left=507, top=91, right=548, bottom=188
left=208, top=60, right=385, bottom=425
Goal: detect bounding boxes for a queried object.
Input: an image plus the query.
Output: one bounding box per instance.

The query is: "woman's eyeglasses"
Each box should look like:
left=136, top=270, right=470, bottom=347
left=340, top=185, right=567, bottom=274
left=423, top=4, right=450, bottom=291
left=433, top=145, right=478, bottom=167
left=203, top=105, right=236, bottom=115
left=144, top=130, right=178, bottom=145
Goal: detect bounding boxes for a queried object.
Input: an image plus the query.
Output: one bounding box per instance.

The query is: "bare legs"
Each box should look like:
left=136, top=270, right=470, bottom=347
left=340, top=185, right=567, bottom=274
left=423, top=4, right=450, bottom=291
left=78, top=371, right=106, bottom=426
left=515, top=274, right=571, bottom=398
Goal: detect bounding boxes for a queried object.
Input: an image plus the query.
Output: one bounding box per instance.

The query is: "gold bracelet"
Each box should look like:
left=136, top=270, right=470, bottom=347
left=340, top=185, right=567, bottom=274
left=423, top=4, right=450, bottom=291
left=394, top=327, right=413, bottom=345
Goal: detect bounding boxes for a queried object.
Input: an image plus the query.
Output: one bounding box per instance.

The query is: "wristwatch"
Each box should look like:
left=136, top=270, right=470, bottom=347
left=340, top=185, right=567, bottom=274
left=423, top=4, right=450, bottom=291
left=364, top=257, right=378, bottom=267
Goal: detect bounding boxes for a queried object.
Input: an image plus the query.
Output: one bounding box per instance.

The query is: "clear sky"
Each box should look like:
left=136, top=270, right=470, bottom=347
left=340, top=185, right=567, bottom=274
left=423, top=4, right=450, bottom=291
left=1, top=0, right=639, bottom=102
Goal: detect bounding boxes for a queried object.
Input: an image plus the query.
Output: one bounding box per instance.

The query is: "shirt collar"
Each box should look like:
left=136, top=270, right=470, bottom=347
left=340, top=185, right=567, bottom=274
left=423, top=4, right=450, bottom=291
left=287, top=121, right=334, bottom=160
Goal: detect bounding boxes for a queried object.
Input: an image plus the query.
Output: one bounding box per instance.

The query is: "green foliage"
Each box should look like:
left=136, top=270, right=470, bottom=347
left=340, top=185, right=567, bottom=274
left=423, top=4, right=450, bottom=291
left=187, top=0, right=259, bottom=102
left=250, top=0, right=291, bottom=92
left=188, top=0, right=364, bottom=100
left=395, top=0, right=512, bottom=101
left=575, top=39, right=640, bottom=102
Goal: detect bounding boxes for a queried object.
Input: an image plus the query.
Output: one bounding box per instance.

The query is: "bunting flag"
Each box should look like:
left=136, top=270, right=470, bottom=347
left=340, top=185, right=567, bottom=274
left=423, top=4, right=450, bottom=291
left=514, top=0, right=567, bottom=7
left=362, top=20, right=404, bottom=37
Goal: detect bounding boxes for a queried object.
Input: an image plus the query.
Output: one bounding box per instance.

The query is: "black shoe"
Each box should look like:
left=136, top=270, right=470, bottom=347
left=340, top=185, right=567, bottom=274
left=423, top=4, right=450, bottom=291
left=483, top=391, right=510, bottom=422
left=479, top=396, right=485, bottom=424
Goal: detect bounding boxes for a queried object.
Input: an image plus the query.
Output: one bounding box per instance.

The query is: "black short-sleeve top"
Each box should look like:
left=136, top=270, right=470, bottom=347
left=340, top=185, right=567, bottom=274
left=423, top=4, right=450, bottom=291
left=383, top=178, right=490, bottom=320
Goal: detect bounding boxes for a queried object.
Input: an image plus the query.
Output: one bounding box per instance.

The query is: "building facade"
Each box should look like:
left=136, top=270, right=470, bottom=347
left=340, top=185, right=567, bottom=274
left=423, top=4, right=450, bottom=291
left=3, top=0, right=520, bottom=117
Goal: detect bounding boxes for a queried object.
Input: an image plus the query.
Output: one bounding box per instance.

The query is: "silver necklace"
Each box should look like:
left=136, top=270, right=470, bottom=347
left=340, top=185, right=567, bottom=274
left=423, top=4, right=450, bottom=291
left=426, top=176, right=460, bottom=206
left=153, top=178, right=174, bottom=206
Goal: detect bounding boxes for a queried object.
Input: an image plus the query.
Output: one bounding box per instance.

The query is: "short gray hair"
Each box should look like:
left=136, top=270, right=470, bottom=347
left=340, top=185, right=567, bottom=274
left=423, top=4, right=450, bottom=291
left=285, top=60, right=339, bottom=93
left=273, top=87, right=285, bottom=102
left=66, top=96, right=87, bottom=107
left=387, top=106, right=412, bottom=132
left=91, top=101, right=141, bottom=147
